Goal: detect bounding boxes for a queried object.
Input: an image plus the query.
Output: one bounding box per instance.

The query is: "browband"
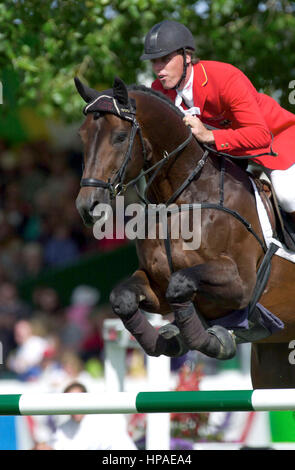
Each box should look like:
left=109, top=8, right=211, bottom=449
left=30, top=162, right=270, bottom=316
left=83, top=94, right=136, bottom=122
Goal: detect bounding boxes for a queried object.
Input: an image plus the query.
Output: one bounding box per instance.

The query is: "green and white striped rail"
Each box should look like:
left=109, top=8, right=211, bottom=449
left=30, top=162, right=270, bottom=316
left=0, top=389, right=295, bottom=415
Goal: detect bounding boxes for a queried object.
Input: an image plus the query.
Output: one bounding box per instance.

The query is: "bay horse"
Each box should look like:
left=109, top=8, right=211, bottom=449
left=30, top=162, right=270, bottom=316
left=75, top=76, right=295, bottom=389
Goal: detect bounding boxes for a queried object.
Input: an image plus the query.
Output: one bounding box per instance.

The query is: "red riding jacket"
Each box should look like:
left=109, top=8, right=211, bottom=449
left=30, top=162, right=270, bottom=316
left=152, top=60, right=295, bottom=170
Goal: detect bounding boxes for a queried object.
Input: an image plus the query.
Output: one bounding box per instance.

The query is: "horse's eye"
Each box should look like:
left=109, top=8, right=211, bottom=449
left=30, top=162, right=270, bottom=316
left=112, top=131, right=128, bottom=145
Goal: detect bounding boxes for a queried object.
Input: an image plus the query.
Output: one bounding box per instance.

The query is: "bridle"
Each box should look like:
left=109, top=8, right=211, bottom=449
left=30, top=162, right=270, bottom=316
left=80, top=95, right=147, bottom=199
left=81, top=116, right=147, bottom=200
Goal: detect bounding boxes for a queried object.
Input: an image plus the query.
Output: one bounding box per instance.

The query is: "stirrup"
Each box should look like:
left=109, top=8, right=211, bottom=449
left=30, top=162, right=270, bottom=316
left=232, top=305, right=280, bottom=344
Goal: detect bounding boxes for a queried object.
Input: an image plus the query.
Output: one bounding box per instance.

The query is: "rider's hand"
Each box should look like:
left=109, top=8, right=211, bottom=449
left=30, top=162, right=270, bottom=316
left=183, top=115, right=215, bottom=144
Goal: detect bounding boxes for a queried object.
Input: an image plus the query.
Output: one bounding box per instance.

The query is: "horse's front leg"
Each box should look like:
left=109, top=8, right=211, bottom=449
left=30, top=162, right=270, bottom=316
left=109, top=270, right=187, bottom=357
left=166, top=256, right=248, bottom=360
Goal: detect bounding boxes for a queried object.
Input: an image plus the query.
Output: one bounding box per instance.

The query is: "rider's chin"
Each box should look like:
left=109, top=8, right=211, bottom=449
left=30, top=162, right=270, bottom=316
left=163, top=77, right=178, bottom=90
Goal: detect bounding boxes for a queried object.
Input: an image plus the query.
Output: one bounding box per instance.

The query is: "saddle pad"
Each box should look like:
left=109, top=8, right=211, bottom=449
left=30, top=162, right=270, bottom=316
left=250, top=178, right=295, bottom=263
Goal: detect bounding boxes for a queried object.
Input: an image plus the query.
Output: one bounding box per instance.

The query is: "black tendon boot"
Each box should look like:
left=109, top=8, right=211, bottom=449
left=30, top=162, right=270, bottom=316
left=171, top=301, right=236, bottom=360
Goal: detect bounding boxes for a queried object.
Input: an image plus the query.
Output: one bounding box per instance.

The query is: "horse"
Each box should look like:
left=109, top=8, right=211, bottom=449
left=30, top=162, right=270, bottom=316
left=74, top=76, right=295, bottom=389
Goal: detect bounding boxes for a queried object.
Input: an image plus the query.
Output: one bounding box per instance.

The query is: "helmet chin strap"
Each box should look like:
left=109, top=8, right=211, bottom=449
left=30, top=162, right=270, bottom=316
left=172, top=48, right=188, bottom=90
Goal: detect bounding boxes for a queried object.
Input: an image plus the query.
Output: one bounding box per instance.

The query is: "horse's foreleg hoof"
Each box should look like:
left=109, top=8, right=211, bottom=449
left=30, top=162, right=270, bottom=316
left=158, top=323, right=189, bottom=357
left=110, top=287, right=139, bottom=317
left=207, top=325, right=236, bottom=360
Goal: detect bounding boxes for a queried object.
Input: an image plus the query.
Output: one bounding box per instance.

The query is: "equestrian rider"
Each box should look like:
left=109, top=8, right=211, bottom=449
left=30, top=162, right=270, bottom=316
left=140, top=20, right=295, bottom=230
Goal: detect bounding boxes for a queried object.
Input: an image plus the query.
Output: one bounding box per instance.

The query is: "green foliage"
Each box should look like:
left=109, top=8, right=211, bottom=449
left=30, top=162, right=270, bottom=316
left=1, top=0, right=295, bottom=123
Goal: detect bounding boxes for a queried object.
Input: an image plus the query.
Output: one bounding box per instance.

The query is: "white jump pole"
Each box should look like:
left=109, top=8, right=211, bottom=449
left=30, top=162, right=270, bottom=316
left=3, top=389, right=295, bottom=415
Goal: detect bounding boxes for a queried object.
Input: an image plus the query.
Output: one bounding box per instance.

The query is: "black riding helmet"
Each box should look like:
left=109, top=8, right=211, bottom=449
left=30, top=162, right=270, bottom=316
left=140, top=20, right=195, bottom=89
left=140, top=20, right=195, bottom=60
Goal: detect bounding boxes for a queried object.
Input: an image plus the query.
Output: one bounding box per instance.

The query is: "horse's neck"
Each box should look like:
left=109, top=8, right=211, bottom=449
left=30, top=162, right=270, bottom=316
left=135, top=92, right=220, bottom=204
left=146, top=133, right=220, bottom=204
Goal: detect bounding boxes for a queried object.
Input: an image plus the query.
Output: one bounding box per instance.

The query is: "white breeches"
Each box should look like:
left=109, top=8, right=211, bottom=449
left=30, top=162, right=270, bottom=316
left=264, top=163, right=295, bottom=213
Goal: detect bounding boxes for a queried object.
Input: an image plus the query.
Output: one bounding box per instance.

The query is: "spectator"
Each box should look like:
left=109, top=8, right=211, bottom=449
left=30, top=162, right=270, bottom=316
left=61, top=285, right=100, bottom=352
left=3, top=182, right=30, bottom=236
left=43, top=224, right=79, bottom=267
left=0, top=282, right=32, bottom=368
left=0, top=281, right=31, bottom=318
left=33, top=339, right=70, bottom=392
left=58, top=351, right=94, bottom=390
left=35, top=382, right=137, bottom=450
left=43, top=152, right=76, bottom=199
left=20, top=242, right=44, bottom=278
left=31, top=286, right=65, bottom=332
left=18, top=145, right=47, bottom=206
left=7, top=318, right=51, bottom=380
left=0, top=212, right=23, bottom=281
left=32, top=286, right=62, bottom=317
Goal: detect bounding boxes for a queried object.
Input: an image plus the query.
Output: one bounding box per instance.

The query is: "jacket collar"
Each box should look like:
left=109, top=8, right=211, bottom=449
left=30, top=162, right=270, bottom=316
left=192, top=61, right=208, bottom=114
left=195, top=61, right=208, bottom=87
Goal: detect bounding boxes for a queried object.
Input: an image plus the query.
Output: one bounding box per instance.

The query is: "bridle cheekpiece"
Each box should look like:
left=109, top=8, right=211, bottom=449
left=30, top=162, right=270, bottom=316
left=80, top=82, right=147, bottom=199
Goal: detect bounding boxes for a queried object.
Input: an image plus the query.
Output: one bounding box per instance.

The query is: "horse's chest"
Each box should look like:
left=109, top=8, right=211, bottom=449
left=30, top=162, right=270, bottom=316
left=140, top=240, right=170, bottom=280
left=137, top=239, right=193, bottom=281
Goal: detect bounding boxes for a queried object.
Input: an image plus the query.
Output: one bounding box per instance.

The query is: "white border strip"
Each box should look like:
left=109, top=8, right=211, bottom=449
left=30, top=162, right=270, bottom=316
left=252, top=389, right=295, bottom=411
left=19, top=392, right=138, bottom=415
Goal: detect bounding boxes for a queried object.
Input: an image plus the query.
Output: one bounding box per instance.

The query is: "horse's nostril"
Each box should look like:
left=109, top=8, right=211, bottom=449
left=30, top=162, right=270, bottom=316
left=89, top=200, right=99, bottom=214
left=76, top=195, right=96, bottom=226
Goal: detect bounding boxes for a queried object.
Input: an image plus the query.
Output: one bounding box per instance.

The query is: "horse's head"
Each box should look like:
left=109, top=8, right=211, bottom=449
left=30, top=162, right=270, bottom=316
left=75, top=77, right=148, bottom=226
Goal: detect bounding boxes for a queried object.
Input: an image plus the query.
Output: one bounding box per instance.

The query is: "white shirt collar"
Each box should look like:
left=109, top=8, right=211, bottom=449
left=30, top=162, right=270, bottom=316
left=175, top=67, right=194, bottom=110
left=182, top=66, right=194, bottom=94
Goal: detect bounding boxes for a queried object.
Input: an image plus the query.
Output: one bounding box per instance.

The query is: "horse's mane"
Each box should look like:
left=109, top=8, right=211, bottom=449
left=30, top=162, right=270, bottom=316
left=128, top=84, right=185, bottom=120
left=129, top=84, right=248, bottom=173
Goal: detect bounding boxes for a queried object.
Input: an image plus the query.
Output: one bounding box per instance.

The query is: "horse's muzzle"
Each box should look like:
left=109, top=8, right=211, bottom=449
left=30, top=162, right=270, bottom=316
left=76, top=188, right=107, bottom=227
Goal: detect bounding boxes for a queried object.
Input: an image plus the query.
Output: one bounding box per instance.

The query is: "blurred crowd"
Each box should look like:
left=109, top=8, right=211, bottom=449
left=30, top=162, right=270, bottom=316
left=0, top=280, right=111, bottom=383
left=0, top=139, right=129, bottom=283
left=0, top=138, right=132, bottom=383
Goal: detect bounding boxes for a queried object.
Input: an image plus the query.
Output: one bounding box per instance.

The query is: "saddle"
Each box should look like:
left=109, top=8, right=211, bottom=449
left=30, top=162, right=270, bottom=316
left=251, top=175, right=295, bottom=252
left=202, top=125, right=295, bottom=251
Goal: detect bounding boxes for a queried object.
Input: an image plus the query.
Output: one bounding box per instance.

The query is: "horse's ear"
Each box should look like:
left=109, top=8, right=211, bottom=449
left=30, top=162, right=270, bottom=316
left=74, top=77, right=99, bottom=103
left=113, top=77, right=129, bottom=105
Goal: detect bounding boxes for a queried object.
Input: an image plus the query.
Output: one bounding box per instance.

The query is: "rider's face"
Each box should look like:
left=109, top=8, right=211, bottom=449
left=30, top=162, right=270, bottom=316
left=151, top=52, right=191, bottom=90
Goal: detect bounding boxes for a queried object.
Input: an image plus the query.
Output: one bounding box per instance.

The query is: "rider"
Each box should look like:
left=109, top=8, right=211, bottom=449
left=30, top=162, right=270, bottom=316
left=140, top=20, right=295, bottom=231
